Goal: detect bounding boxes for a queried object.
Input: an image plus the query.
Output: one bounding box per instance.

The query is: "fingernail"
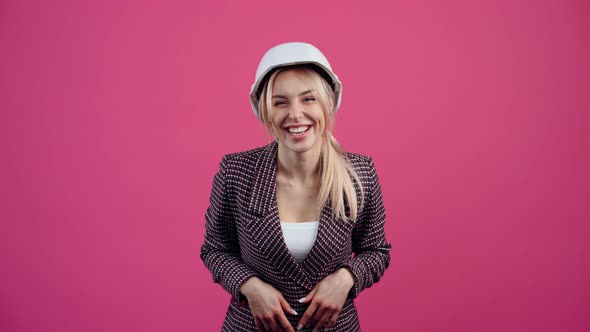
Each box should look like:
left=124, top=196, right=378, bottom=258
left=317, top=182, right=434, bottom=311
left=292, top=309, right=298, bottom=315
left=297, top=324, right=303, bottom=330
left=298, top=297, right=306, bottom=303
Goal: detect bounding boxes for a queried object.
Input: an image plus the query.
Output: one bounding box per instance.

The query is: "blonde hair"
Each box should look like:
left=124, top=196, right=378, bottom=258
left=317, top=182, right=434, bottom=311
left=259, top=66, right=364, bottom=221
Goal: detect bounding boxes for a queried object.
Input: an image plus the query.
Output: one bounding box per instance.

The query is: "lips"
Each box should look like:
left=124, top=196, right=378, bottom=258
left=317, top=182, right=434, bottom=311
left=287, top=125, right=310, bottom=134
left=283, top=124, right=313, bottom=139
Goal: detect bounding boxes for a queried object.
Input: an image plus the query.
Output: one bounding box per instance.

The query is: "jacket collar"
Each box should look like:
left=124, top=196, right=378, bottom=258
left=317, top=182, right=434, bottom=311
left=247, top=140, right=280, bottom=217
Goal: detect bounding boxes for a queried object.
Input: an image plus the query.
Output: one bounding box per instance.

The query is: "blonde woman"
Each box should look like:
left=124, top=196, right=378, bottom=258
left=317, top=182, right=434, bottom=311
left=201, top=42, right=391, bottom=332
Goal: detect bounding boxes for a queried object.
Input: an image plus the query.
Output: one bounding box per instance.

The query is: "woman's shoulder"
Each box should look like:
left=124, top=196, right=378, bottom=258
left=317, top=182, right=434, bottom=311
left=344, top=150, right=375, bottom=169
left=344, top=150, right=380, bottom=189
left=222, top=144, right=270, bottom=161
left=218, top=141, right=276, bottom=170
left=344, top=151, right=381, bottom=196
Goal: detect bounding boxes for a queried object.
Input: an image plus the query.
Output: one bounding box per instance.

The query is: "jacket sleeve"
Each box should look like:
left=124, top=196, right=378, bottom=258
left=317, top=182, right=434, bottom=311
left=340, top=157, right=391, bottom=299
left=200, top=155, right=257, bottom=301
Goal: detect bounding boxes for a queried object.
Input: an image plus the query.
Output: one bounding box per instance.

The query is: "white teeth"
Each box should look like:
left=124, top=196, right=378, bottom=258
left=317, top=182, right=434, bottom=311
left=288, top=126, right=309, bottom=134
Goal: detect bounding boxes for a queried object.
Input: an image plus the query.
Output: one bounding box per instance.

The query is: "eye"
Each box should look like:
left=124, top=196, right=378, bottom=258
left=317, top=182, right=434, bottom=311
left=273, top=100, right=287, bottom=107
left=303, top=96, right=316, bottom=103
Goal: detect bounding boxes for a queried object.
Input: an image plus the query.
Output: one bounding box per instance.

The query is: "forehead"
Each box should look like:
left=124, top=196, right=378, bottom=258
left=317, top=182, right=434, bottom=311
left=272, top=69, right=313, bottom=94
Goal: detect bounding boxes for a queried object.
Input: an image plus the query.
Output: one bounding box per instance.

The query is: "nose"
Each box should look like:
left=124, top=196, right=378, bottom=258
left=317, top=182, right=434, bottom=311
left=288, top=102, right=304, bottom=120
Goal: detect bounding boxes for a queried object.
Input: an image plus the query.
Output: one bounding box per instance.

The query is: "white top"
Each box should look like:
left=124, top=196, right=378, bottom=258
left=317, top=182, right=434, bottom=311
left=280, top=221, right=320, bottom=263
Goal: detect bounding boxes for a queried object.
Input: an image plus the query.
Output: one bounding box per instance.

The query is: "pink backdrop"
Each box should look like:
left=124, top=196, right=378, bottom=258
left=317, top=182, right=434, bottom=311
left=1, top=0, right=589, bottom=331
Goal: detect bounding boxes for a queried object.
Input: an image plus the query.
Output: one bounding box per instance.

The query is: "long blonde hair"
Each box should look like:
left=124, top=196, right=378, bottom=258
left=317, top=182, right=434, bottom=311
left=259, top=66, right=364, bottom=221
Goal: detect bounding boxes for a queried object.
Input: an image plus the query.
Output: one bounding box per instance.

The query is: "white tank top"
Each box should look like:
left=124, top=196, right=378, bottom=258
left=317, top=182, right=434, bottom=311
left=280, top=221, right=320, bottom=263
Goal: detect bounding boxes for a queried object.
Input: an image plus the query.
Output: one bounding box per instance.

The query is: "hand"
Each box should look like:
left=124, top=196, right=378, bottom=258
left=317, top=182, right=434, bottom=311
left=297, top=268, right=355, bottom=331
left=241, top=277, right=298, bottom=332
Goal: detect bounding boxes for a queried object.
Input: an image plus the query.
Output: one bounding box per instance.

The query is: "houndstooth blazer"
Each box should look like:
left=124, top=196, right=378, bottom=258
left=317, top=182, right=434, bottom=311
left=200, top=141, right=391, bottom=331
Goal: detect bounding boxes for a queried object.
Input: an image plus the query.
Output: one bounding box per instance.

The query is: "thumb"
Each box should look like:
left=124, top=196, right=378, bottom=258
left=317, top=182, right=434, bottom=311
left=279, top=295, right=298, bottom=315
left=298, top=287, right=317, bottom=304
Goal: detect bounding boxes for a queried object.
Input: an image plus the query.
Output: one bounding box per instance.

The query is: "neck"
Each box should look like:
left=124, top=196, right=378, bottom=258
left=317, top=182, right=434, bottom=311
left=276, top=142, right=322, bottom=183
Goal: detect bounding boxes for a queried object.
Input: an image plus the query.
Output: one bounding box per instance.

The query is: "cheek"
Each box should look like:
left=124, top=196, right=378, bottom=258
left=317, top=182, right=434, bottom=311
left=312, top=109, right=327, bottom=130
left=268, top=112, right=286, bottom=135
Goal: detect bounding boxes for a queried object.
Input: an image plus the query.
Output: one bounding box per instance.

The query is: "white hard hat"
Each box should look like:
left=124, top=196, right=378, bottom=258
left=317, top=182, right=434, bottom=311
left=249, top=42, right=342, bottom=122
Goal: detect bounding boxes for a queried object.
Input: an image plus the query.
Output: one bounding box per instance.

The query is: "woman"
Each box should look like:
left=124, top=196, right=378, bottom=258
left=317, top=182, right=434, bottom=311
left=201, top=42, right=391, bottom=332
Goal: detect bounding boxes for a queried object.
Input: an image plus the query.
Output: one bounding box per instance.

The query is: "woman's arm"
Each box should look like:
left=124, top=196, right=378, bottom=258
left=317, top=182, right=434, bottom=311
left=200, top=155, right=258, bottom=301
left=340, top=156, right=391, bottom=299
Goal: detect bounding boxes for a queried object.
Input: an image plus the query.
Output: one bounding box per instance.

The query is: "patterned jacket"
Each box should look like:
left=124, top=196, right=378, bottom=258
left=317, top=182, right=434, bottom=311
left=200, top=141, right=391, bottom=331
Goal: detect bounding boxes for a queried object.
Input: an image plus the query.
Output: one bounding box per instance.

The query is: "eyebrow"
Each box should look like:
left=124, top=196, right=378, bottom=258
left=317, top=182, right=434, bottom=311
left=272, top=89, right=313, bottom=99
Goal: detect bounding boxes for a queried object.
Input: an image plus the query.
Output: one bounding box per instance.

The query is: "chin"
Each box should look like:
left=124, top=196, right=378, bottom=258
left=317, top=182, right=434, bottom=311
left=280, top=139, right=321, bottom=155
left=287, top=146, right=314, bottom=154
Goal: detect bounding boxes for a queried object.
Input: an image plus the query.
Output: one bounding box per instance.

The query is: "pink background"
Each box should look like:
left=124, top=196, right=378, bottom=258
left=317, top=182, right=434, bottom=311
left=1, top=0, right=589, bottom=331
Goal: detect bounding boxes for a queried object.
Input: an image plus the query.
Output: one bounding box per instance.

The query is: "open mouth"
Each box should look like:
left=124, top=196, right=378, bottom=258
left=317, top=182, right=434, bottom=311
left=286, top=125, right=311, bottom=135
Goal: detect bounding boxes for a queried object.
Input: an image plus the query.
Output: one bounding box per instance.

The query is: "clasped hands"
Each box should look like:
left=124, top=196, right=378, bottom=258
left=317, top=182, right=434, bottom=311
left=240, top=268, right=355, bottom=332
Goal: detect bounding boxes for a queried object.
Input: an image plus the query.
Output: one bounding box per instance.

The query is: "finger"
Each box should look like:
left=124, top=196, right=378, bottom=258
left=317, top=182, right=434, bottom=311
left=312, top=310, right=333, bottom=332
left=326, top=311, right=341, bottom=328
left=261, top=318, right=272, bottom=332
left=308, top=306, right=328, bottom=331
left=276, top=311, right=295, bottom=332
left=299, top=287, right=317, bottom=304
left=266, top=317, right=279, bottom=332
left=297, top=302, right=318, bottom=330
left=279, top=295, right=298, bottom=316
left=255, top=318, right=264, bottom=331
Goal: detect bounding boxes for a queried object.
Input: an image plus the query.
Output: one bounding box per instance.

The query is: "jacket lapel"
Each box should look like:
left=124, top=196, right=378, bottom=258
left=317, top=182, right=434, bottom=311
left=245, top=141, right=354, bottom=289
left=247, top=141, right=279, bottom=217
left=246, top=141, right=314, bottom=290
left=301, top=200, right=355, bottom=279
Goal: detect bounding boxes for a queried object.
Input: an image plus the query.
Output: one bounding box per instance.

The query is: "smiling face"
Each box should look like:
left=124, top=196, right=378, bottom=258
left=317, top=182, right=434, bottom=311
left=260, top=67, right=335, bottom=156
